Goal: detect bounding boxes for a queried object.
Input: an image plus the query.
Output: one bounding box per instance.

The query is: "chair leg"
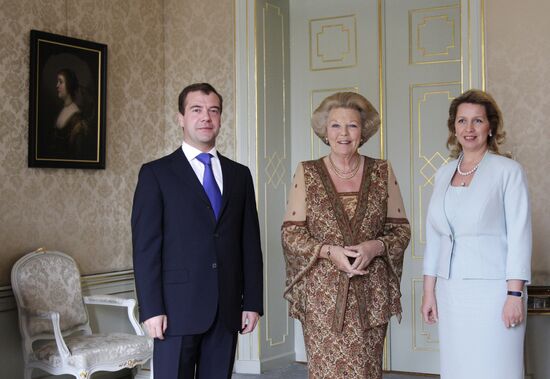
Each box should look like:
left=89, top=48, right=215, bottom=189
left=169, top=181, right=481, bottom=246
left=23, top=367, right=32, bottom=379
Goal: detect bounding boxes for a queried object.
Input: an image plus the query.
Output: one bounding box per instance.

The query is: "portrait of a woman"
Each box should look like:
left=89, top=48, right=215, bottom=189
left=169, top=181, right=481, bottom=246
left=51, top=68, right=92, bottom=159
left=421, top=89, right=531, bottom=379
left=282, top=92, right=411, bottom=378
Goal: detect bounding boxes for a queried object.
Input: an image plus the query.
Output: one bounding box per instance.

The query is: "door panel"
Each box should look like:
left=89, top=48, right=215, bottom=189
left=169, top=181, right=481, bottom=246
left=256, top=0, right=294, bottom=369
left=235, top=0, right=484, bottom=373
left=384, top=0, right=461, bottom=373
left=289, top=0, right=461, bottom=373
left=289, top=0, right=380, bottom=363
left=290, top=0, right=381, bottom=167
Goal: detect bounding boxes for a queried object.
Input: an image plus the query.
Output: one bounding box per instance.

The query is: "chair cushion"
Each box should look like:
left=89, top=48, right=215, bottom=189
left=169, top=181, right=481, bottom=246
left=32, top=333, right=153, bottom=369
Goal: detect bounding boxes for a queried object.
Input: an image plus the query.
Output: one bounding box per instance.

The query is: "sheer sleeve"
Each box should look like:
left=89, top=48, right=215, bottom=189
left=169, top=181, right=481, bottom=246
left=281, top=163, right=323, bottom=321
left=377, top=162, right=411, bottom=283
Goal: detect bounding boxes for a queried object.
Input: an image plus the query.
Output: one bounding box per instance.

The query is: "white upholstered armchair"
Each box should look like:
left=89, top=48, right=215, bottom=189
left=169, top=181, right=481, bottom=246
left=11, top=249, right=153, bottom=379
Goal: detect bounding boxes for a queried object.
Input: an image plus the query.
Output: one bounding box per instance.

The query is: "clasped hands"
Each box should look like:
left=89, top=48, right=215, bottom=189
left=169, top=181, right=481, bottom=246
left=327, top=240, right=383, bottom=278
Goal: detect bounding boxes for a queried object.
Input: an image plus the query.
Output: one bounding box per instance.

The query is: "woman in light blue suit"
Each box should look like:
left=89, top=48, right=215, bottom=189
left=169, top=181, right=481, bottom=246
left=421, top=90, right=531, bottom=379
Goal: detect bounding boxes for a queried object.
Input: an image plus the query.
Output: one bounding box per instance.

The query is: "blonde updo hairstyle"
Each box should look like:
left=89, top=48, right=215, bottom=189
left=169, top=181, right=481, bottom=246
left=311, top=92, right=381, bottom=148
left=447, top=89, right=509, bottom=158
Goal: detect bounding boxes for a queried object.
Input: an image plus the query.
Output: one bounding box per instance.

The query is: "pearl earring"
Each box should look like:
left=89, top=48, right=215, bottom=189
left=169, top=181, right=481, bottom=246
left=489, top=130, right=493, bottom=137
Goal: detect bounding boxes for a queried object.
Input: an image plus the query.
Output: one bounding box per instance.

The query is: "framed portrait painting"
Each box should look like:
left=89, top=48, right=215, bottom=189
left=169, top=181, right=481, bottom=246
left=28, top=30, right=107, bottom=169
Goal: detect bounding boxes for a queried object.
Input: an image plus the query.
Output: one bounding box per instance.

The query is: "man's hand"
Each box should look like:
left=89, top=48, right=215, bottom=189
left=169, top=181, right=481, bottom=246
left=143, top=315, right=167, bottom=339
left=241, top=311, right=260, bottom=334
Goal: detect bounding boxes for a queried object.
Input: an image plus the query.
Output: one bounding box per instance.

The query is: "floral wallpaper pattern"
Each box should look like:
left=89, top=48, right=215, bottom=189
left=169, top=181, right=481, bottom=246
left=163, top=0, right=235, bottom=157
left=3, top=0, right=546, bottom=286
left=486, top=0, right=550, bottom=283
left=0, top=0, right=235, bottom=285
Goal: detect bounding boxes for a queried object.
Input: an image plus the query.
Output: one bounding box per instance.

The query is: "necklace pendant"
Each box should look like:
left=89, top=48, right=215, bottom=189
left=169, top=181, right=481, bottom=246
left=461, top=181, right=466, bottom=187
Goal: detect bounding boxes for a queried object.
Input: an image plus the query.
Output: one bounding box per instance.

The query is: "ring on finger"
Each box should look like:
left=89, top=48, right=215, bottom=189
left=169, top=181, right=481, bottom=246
left=511, top=323, right=517, bottom=328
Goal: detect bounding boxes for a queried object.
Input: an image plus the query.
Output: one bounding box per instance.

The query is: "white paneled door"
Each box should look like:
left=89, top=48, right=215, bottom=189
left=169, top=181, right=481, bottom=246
left=384, top=0, right=462, bottom=373
left=235, top=0, right=484, bottom=374
left=288, top=0, right=463, bottom=374
left=289, top=0, right=381, bottom=363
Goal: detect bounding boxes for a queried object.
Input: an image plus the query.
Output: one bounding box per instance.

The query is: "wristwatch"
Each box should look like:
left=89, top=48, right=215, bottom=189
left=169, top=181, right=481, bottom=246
left=507, top=290, right=524, bottom=298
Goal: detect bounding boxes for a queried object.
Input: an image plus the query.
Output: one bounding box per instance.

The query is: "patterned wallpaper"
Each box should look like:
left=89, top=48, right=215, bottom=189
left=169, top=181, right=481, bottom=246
left=486, top=0, right=550, bottom=284
left=0, top=0, right=235, bottom=285
left=163, top=0, right=235, bottom=158
left=5, top=0, right=545, bottom=286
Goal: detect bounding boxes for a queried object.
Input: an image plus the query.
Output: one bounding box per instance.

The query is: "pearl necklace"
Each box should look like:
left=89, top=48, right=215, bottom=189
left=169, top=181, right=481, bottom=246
left=456, top=150, right=487, bottom=186
left=328, top=154, right=361, bottom=180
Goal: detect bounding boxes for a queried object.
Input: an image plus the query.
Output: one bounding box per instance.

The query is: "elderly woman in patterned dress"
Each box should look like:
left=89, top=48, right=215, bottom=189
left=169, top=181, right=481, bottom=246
left=282, top=92, right=411, bottom=378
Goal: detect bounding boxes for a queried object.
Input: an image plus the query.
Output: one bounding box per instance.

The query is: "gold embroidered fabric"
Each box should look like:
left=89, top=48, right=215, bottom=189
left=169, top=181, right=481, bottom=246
left=282, top=157, right=410, bottom=378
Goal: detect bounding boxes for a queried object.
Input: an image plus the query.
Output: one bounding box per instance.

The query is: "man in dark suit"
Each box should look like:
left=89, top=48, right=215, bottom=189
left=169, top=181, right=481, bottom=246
left=132, top=83, right=263, bottom=378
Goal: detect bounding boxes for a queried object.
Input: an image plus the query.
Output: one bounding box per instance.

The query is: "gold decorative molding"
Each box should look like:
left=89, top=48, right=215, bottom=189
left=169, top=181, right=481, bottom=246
left=480, top=0, right=486, bottom=90
left=411, top=278, right=439, bottom=351
left=309, top=14, right=357, bottom=71
left=409, top=4, right=461, bottom=65
left=261, top=1, right=289, bottom=348
left=409, top=82, right=461, bottom=259
left=264, top=151, right=286, bottom=189
left=378, top=0, right=385, bottom=159
left=316, top=24, right=351, bottom=63
left=417, top=15, right=456, bottom=57
left=465, top=0, right=487, bottom=90
left=263, top=182, right=289, bottom=347
left=262, top=2, right=287, bottom=160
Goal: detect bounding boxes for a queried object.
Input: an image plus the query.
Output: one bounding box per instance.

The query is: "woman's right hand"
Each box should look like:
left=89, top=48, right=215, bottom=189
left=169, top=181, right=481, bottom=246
left=421, top=291, right=438, bottom=324
left=327, top=245, right=366, bottom=277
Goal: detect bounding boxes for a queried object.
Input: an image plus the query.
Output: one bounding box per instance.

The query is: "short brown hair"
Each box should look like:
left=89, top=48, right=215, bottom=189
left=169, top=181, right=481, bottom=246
left=311, top=92, right=380, bottom=147
left=447, top=89, right=508, bottom=158
left=178, top=83, right=223, bottom=115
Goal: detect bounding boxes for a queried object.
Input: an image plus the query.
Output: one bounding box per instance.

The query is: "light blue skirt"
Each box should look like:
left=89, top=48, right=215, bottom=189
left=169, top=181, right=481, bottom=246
left=436, top=278, right=525, bottom=379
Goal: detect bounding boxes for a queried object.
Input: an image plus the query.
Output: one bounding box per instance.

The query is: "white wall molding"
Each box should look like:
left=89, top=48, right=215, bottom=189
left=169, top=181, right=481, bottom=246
left=0, top=269, right=136, bottom=313
left=461, top=0, right=486, bottom=91
left=0, top=286, right=16, bottom=312
left=234, top=0, right=262, bottom=374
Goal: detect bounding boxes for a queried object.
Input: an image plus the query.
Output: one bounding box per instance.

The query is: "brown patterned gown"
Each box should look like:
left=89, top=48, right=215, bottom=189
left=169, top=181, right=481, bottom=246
left=282, top=157, right=410, bottom=379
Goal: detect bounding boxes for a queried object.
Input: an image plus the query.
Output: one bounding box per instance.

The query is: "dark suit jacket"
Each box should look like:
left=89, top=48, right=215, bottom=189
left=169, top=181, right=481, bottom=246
left=131, top=148, right=263, bottom=335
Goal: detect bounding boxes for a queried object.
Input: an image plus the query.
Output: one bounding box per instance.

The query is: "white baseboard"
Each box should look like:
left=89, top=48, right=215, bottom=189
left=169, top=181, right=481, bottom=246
left=259, top=351, right=295, bottom=372
left=233, top=351, right=295, bottom=374
left=134, top=368, right=151, bottom=379
left=233, top=360, right=262, bottom=374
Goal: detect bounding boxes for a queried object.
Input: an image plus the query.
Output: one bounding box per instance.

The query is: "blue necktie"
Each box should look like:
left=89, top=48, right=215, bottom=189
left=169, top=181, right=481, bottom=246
left=196, top=153, right=222, bottom=219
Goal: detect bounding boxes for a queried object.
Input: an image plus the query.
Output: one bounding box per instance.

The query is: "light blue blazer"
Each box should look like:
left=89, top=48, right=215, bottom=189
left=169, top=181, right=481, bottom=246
left=423, top=152, right=532, bottom=281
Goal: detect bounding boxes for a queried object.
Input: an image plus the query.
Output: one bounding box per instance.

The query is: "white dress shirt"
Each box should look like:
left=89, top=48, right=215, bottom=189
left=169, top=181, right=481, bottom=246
left=181, top=141, right=223, bottom=194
